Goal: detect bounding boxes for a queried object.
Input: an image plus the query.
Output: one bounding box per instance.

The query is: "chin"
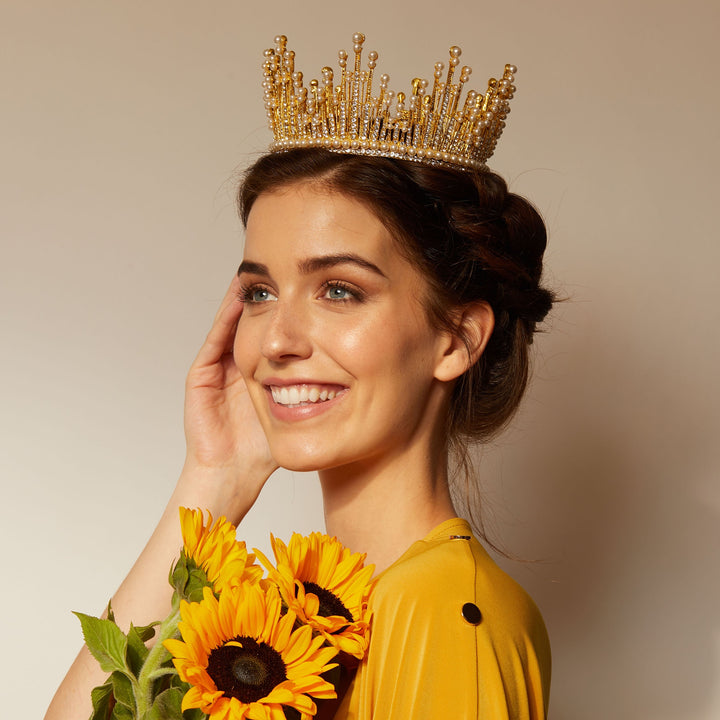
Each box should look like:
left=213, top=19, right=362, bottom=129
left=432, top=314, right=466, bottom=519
left=269, top=436, right=366, bottom=475
left=268, top=440, right=336, bottom=474
left=276, top=456, right=325, bottom=473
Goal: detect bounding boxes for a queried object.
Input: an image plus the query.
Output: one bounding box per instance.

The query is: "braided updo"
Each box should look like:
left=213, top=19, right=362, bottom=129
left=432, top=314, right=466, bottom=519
left=238, top=147, right=554, bottom=452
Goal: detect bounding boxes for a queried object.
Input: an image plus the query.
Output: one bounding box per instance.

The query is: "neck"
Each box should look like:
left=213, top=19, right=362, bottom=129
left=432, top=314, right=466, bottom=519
left=318, top=438, right=456, bottom=574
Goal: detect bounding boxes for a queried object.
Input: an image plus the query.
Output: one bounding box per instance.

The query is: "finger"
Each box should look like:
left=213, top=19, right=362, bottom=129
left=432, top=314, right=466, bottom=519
left=194, top=276, right=244, bottom=367
left=212, top=273, right=244, bottom=325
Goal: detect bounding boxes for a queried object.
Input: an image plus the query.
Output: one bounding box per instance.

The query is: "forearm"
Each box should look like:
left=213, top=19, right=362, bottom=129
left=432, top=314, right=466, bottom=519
left=111, top=465, right=264, bottom=626
left=46, top=274, right=273, bottom=719
left=44, top=464, right=270, bottom=720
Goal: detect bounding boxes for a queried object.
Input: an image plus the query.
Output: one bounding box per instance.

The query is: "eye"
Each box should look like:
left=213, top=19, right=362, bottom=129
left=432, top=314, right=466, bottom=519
left=239, top=284, right=277, bottom=304
left=326, top=284, right=351, bottom=300
left=320, top=281, right=364, bottom=303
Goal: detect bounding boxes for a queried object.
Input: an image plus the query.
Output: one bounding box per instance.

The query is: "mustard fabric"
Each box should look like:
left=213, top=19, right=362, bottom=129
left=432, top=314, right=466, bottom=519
left=332, top=518, right=551, bottom=719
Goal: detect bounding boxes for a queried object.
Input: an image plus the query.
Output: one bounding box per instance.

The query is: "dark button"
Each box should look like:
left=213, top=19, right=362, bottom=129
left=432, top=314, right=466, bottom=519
left=462, top=602, right=482, bottom=625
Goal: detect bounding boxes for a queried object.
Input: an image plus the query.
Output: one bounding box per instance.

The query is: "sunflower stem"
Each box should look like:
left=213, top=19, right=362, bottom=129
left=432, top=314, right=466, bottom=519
left=147, top=666, right=178, bottom=681
left=135, top=602, right=182, bottom=719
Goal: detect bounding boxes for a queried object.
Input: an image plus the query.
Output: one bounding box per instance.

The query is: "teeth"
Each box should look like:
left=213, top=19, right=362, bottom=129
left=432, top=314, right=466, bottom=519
left=271, top=385, right=341, bottom=407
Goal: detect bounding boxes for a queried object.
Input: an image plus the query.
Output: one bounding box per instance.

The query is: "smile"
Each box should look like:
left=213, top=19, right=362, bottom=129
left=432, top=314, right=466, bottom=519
left=269, top=384, right=345, bottom=408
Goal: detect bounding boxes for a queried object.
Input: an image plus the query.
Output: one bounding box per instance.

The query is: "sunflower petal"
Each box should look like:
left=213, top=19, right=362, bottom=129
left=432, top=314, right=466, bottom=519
left=267, top=532, right=374, bottom=658
left=179, top=507, right=262, bottom=593
left=166, top=575, right=341, bottom=719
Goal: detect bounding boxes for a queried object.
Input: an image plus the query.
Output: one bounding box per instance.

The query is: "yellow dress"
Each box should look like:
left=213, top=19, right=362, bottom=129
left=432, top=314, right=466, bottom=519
left=332, top=518, right=551, bottom=719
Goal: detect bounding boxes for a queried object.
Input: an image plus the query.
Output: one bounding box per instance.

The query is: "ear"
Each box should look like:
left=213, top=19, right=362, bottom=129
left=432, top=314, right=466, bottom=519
left=433, top=302, right=494, bottom=383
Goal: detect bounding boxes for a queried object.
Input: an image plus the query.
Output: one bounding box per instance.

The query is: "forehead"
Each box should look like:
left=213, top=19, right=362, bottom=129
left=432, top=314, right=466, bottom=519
left=244, top=183, right=397, bottom=264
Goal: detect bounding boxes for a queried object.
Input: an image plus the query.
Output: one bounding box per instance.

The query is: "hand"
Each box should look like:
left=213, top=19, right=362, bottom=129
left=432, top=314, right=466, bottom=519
left=178, top=275, right=277, bottom=520
left=45, top=276, right=279, bottom=720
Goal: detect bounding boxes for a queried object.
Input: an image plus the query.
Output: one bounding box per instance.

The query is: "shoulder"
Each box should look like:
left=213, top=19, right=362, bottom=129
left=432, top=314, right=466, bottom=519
left=344, top=518, right=551, bottom=719
left=373, top=518, right=546, bottom=642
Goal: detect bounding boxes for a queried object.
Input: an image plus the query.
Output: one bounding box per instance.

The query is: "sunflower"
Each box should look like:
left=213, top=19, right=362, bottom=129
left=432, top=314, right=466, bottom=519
left=179, top=507, right=263, bottom=592
left=164, top=582, right=338, bottom=720
left=257, top=533, right=375, bottom=659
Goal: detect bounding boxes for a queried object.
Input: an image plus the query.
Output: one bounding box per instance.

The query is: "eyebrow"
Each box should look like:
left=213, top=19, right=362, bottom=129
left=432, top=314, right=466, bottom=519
left=237, top=260, right=270, bottom=277
left=237, top=253, right=387, bottom=279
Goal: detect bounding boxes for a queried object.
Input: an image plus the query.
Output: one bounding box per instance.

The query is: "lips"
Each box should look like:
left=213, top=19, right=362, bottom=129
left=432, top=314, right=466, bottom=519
left=262, top=381, right=348, bottom=415
left=269, top=384, right=343, bottom=407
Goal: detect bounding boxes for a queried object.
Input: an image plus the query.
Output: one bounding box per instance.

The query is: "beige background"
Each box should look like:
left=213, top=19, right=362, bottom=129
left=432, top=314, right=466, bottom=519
left=2, top=1, right=719, bottom=718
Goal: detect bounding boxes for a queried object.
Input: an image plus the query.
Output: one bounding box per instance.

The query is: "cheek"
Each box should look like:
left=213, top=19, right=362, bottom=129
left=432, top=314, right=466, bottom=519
left=324, top=321, right=370, bottom=362
left=320, top=308, right=437, bottom=379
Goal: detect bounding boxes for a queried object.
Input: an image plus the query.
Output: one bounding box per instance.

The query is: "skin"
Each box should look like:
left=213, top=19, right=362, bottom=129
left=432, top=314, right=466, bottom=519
left=235, top=182, right=493, bottom=568
left=44, top=180, right=493, bottom=720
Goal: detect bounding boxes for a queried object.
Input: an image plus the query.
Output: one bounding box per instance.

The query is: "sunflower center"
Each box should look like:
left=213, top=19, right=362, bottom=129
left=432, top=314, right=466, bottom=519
left=303, top=581, right=353, bottom=622
left=206, top=636, right=287, bottom=703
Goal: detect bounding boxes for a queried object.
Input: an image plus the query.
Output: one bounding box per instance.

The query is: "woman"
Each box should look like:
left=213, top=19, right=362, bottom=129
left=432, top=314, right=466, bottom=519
left=47, top=36, right=553, bottom=720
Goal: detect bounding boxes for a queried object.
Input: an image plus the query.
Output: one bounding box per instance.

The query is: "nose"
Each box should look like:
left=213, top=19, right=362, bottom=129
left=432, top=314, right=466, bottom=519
left=260, top=299, right=313, bottom=362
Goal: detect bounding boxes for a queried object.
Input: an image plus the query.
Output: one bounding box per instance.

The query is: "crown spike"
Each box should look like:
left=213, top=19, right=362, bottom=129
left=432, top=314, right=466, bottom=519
left=263, top=33, right=517, bottom=170
left=366, top=51, right=378, bottom=100
left=352, top=33, right=365, bottom=73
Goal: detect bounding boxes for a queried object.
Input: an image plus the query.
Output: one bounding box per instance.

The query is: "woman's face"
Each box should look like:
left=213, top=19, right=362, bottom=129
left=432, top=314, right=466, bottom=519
left=234, top=182, right=452, bottom=473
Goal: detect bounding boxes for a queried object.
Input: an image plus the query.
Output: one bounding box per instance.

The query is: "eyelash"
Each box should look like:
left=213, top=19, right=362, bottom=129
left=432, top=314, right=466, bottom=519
left=238, top=281, right=365, bottom=305
left=237, top=283, right=271, bottom=304
left=319, top=280, right=365, bottom=303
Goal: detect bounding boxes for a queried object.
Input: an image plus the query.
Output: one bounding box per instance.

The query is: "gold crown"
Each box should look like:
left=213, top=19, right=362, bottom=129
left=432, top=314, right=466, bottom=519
left=262, top=33, right=517, bottom=171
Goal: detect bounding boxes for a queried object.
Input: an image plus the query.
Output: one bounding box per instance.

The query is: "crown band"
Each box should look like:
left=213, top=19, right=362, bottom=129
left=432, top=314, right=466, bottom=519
left=262, top=33, right=517, bottom=171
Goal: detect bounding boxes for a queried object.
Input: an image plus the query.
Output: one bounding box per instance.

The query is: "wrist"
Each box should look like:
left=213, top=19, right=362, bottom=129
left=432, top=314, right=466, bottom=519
left=172, top=460, right=275, bottom=525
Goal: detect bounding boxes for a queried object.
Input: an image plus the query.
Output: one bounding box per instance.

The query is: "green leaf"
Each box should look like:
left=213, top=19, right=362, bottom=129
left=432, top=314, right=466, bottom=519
left=133, top=620, right=159, bottom=644
left=146, top=687, right=183, bottom=720
left=182, top=706, right=207, bottom=720
left=125, top=624, right=150, bottom=676
left=74, top=612, right=130, bottom=675
left=170, top=552, right=213, bottom=602
left=184, top=568, right=211, bottom=603
left=158, top=679, right=206, bottom=718
left=170, top=673, right=187, bottom=689
left=110, top=670, right=136, bottom=711
left=89, top=680, right=114, bottom=720
left=110, top=703, right=134, bottom=720
left=169, top=555, right=189, bottom=596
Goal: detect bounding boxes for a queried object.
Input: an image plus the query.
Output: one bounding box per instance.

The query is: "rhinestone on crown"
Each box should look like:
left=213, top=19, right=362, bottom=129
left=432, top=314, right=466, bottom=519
left=262, top=33, right=517, bottom=171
